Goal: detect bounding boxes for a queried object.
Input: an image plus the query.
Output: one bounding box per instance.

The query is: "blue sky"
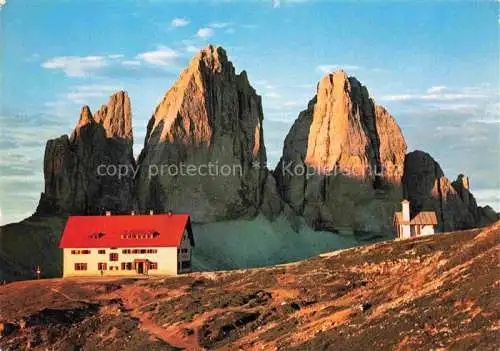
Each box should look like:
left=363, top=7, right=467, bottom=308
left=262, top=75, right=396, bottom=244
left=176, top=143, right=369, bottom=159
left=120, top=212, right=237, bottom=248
left=0, top=0, right=499, bottom=224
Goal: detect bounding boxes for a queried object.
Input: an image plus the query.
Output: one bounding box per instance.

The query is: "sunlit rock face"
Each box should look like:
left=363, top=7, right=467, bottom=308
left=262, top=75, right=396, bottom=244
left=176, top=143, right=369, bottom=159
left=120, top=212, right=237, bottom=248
left=135, top=45, right=281, bottom=222
left=275, top=70, right=407, bottom=234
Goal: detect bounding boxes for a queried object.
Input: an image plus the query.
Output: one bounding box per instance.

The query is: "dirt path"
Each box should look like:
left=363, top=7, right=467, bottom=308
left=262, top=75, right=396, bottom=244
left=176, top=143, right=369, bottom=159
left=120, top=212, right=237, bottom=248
left=115, top=284, right=204, bottom=350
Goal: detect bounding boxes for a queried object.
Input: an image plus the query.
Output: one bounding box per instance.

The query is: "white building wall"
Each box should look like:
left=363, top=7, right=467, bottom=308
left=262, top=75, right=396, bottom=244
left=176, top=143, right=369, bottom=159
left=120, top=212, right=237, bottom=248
left=63, top=246, right=179, bottom=277
left=420, top=225, right=435, bottom=236
left=402, top=201, right=410, bottom=221
left=401, top=224, right=411, bottom=239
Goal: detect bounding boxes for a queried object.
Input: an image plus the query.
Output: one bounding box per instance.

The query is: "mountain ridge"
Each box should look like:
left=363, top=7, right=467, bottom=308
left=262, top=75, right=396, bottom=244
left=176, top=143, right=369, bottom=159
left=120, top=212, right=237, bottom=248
left=0, top=44, right=497, bottom=282
left=31, top=45, right=500, bottom=231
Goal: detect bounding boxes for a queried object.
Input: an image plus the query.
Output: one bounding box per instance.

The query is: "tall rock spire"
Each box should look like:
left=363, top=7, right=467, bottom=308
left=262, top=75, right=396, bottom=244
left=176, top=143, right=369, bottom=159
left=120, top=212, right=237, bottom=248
left=100, top=91, right=133, bottom=140
left=135, top=45, right=281, bottom=221
left=36, top=91, right=135, bottom=215
left=274, top=70, right=407, bottom=233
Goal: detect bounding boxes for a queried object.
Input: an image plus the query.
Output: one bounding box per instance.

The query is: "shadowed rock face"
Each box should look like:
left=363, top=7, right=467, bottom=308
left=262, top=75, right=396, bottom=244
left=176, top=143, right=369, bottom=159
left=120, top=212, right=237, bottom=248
left=36, top=91, right=135, bottom=215
left=135, top=45, right=281, bottom=222
left=274, top=71, right=407, bottom=233
left=402, top=150, right=497, bottom=231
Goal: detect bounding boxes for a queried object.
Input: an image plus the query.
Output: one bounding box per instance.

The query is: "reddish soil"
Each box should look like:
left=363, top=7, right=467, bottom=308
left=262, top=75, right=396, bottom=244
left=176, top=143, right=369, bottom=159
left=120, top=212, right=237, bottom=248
left=0, top=222, right=498, bottom=350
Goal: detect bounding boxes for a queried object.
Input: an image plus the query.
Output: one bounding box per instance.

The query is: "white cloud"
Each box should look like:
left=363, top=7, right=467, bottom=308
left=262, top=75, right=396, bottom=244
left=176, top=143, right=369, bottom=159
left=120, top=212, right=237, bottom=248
left=470, top=119, right=500, bottom=124
left=241, top=24, right=258, bottom=29
left=431, top=103, right=479, bottom=113
left=136, top=46, right=179, bottom=66
left=468, top=101, right=500, bottom=124
left=0, top=0, right=6, bottom=8
left=254, top=80, right=269, bottom=86
left=122, top=60, right=141, bottom=66
left=254, top=80, right=283, bottom=99
left=254, top=80, right=280, bottom=90
left=266, top=91, right=281, bottom=99
left=427, top=86, right=447, bottom=94
left=317, top=64, right=360, bottom=74
left=108, top=54, right=124, bottom=59
left=196, top=27, right=214, bottom=38
left=66, top=92, right=104, bottom=104
left=41, top=56, right=109, bottom=77
left=185, top=45, right=199, bottom=53
left=291, top=83, right=315, bottom=89
left=380, top=92, right=487, bottom=102
left=171, top=17, right=189, bottom=28
left=44, top=84, right=123, bottom=113
left=209, top=22, right=231, bottom=29
left=65, top=84, right=118, bottom=104
left=271, top=0, right=314, bottom=7
left=73, top=84, right=117, bottom=93
left=380, top=85, right=498, bottom=130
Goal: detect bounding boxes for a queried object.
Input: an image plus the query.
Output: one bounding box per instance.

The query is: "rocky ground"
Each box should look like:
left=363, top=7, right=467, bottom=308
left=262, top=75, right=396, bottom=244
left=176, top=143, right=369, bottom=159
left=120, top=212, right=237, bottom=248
left=0, top=221, right=498, bottom=350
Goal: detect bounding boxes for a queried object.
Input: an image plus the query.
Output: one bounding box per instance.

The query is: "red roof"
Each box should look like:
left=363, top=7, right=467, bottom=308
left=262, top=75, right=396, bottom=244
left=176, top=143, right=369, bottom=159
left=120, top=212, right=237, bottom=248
left=59, top=214, right=194, bottom=249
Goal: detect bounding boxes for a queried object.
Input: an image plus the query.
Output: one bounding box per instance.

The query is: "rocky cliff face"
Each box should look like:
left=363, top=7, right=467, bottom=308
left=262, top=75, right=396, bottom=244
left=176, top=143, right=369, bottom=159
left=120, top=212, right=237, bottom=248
left=135, top=45, right=281, bottom=222
left=403, top=150, right=497, bottom=231
left=32, top=46, right=496, bottom=234
left=36, top=91, right=135, bottom=215
left=274, top=71, right=407, bottom=233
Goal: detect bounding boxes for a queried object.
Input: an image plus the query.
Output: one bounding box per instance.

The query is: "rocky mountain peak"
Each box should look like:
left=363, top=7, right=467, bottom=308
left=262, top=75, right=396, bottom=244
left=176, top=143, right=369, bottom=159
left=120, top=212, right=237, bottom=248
left=323, top=69, right=349, bottom=86
left=78, top=105, right=94, bottom=125
left=401, top=150, right=495, bottom=231
left=135, top=45, right=281, bottom=222
left=32, top=47, right=496, bottom=233
left=36, top=91, right=135, bottom=216
left=275, top=71, right=407, bottom=232
left=93, top=105, right=107, bottom=124
left=292, top=70, right=407, bottom=182
left=195, top=44, right=230, bottom=74
left=99, top=91, right=133, bottom=140
left=453, top=174, right=470, bottom=191
left=144, top=45, right=235, bottom=146
left=72, top=105, right=95, bottom=140
left=304, top=70, right=365, bottom=174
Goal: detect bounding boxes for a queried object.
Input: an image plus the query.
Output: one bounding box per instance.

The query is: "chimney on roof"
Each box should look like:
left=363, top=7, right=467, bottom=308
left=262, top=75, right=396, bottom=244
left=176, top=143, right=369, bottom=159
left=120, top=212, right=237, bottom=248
left=401, top=200, right=410, bottom=222
left=105, top=211, right=111, bottom=216
left=167, top=210, right=172, bottom=216
left=131, top=210, right=135, bottom=216
left=149, top=210, right=154, bottom=215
